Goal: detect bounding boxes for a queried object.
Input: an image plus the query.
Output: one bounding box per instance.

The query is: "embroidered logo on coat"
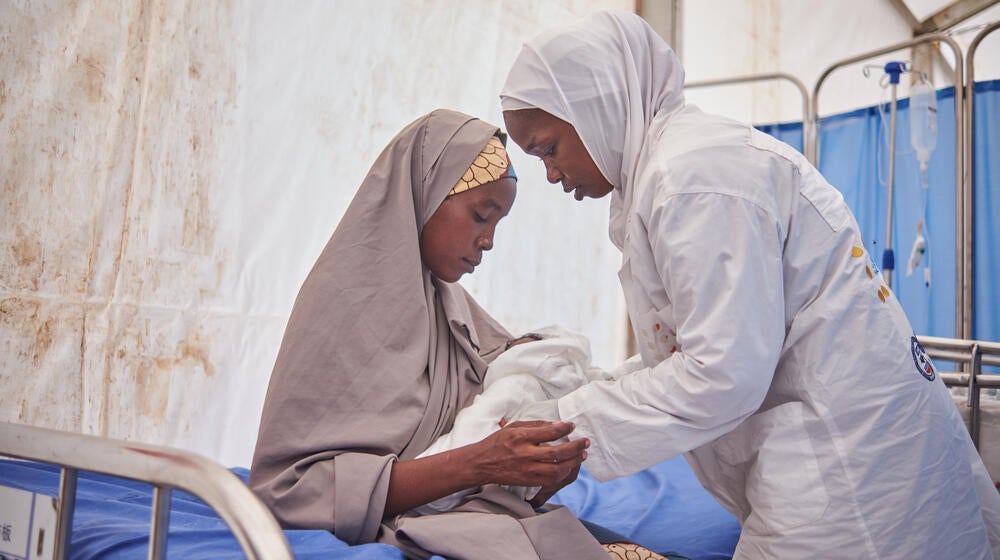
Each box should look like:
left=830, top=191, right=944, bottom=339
left=911, top=336, right=936, bottom=381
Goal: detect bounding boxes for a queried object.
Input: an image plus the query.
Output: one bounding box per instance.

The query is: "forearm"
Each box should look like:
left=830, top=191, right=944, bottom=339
left=386, top=421, right=585, bottom=516
left=384, top=442, right=485, bottom=516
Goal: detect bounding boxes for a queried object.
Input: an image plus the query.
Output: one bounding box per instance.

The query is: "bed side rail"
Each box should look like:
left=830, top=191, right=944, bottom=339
left=918, top=335, right=1000, bottom=449
left=0, top=422, right=293, bottom=560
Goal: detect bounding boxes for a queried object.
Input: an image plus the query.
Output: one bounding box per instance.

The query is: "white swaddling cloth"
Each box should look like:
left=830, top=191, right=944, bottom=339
left=413, top=325, right=614, bottom=515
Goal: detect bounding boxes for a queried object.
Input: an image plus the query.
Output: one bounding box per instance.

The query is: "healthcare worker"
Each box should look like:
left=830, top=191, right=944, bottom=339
left=500, top=10, right=1000, bottom=559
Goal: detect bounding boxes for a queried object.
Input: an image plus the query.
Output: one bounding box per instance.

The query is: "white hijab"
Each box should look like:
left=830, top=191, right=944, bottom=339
left=499, top=10, right=686, bottom=248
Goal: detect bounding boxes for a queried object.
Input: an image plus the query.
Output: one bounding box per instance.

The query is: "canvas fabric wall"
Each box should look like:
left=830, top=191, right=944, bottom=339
left=0, top=0, right=632, bottom=467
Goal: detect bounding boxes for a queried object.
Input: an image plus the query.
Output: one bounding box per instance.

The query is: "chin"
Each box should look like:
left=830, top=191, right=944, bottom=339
left=429, top=270, right=461, bottom=283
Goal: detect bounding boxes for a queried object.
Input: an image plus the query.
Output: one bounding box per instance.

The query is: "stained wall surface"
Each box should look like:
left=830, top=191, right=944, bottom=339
left=0, top=0, right=633, bottom=467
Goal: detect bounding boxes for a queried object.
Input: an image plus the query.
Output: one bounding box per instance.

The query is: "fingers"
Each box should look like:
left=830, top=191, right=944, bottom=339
left=537, top=438, right=588, bottom=464
left=503, top=420, right=576, bottom=443
left=479, top=421, right=589, bottom=489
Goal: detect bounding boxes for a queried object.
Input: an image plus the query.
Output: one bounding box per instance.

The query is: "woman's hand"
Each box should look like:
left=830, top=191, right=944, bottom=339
left=473, top=420, right=588, bottom=489
left=529, top=459, right=581, bottom=508
left=385, top=420, right=587, bottom=516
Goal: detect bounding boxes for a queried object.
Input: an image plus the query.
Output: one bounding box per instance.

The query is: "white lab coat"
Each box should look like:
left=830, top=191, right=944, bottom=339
left=500, top=10, right=1000, bottom=557
left=557, top=105, right=1000, bottom=558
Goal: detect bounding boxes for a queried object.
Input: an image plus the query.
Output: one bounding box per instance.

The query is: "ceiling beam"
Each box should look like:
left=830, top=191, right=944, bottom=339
left=887, top=0, right=922, bottom=30
left=917, top=0, right=999, bottom=34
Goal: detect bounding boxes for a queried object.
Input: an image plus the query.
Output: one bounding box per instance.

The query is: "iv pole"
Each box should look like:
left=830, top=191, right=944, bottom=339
left=882, top=61, right=906, bottom=288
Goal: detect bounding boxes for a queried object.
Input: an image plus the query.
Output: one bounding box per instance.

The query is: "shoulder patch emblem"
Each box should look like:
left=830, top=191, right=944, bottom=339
left=911, top=336, right=936, bottom=381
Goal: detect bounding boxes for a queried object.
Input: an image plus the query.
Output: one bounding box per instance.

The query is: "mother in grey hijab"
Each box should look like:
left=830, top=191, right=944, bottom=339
left=249, top=109, right=608, bottom=560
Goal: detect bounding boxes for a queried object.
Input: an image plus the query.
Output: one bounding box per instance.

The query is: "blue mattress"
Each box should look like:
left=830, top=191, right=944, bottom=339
left=0, top=456, right=739, bottom=559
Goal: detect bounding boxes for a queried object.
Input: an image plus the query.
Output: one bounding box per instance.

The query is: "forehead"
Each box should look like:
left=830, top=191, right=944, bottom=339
left=446, top=178, right=516, bottom=212
left=503, top=109, right=571, bottom=150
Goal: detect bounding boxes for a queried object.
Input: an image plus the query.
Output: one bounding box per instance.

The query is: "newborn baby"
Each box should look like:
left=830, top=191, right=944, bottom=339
left=414, top=325, right=614, bottom=514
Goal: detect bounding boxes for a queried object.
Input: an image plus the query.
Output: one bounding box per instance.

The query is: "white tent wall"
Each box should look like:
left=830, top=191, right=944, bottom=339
left=0, top=0, right=632, bottom=468
left=683, top=0, right=916, bottom=124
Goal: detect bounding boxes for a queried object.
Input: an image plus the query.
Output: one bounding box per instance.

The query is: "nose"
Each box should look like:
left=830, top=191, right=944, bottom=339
left=476, top=224, right=495, bottom=251
left=545, top=162, right=564, bottom=184
left=476, top=233, right=494, bottom=251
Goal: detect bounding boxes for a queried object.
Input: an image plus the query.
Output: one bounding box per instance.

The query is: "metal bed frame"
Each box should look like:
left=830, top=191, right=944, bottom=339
left=0, top=422, right=293, bottom=560
left=684, top=72, right=813, bottom=159
left=921, top=336, right=1000, bottom=449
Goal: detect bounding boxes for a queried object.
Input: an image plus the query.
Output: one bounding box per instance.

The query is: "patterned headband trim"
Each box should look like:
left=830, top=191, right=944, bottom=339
left=448, top=135, right=517, bottom=197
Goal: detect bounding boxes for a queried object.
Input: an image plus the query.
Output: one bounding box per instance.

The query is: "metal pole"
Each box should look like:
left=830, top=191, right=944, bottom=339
left=54, top=467, right=78, bottom=560
left=885, top=81, right=899, bottom=288
left=963, top=22, right=1000, bottom=342
left=148, top=487, right=172, bottom=560
left=969, top=343, right=982, bottom=448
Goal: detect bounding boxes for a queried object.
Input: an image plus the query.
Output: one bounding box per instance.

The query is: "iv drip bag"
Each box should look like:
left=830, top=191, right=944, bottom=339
left=910, top=80, right=937, bottom=171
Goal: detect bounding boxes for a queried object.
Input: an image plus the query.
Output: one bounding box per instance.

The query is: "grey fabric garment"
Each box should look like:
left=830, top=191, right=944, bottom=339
left=248, top=109, right=607, bottom=560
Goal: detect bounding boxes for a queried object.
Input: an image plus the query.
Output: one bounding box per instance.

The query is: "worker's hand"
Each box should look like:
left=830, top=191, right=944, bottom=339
left=474, top=421, right=588, bottom=490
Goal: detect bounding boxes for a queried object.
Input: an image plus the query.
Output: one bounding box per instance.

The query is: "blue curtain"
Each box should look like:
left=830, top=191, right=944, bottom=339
left=971, top=80, right=1000, bottom=347
left=756, top=79, right=999, bottom=348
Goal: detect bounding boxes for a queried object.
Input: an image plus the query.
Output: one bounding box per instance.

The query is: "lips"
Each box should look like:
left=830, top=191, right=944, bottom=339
left=462, top=257, right=480, bottom=270
left=563, top=183, right=586, bottom=200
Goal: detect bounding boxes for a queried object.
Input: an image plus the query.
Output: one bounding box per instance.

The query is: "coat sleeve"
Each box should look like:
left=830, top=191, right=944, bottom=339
left=558, top=190, right=786, bottom=481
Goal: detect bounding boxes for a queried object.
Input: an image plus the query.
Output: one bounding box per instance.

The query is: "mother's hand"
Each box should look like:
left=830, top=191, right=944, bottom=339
left=529, top=459, right=581, bottom=508
left=474, top=420, right=588, bottom=490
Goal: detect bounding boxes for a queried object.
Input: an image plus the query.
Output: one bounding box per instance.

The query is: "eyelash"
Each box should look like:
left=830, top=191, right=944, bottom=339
left=474, top=212, right=487, bottom=223
left=542, top=146, right=555, bottom=158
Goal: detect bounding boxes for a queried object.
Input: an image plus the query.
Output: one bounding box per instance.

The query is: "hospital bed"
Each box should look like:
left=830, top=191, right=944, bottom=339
left=0, top=420, right=741, bottom=559
left=2, top=335, right=997, bottom=560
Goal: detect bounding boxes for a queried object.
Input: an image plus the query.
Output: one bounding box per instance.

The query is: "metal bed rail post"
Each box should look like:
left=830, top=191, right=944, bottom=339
left=149, top=486, right=172, bottom=560
left=969, top=343, right=983, bottom=447
left=54, top=467, right=77, bottom=560
left=0, top=422, right=293, bottom=560
left=964, top=22, right=1000, bottom=343
left=812, top=34, right=965, bottom=340
left=684, top=72, right=812, bottom=161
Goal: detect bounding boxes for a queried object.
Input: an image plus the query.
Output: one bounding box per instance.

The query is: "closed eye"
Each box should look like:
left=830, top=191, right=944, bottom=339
left=474, top=212, right=487, bottom=223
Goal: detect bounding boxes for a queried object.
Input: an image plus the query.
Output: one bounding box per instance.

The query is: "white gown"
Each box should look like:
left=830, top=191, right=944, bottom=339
left=557, top=105, right=1000, bottom=558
